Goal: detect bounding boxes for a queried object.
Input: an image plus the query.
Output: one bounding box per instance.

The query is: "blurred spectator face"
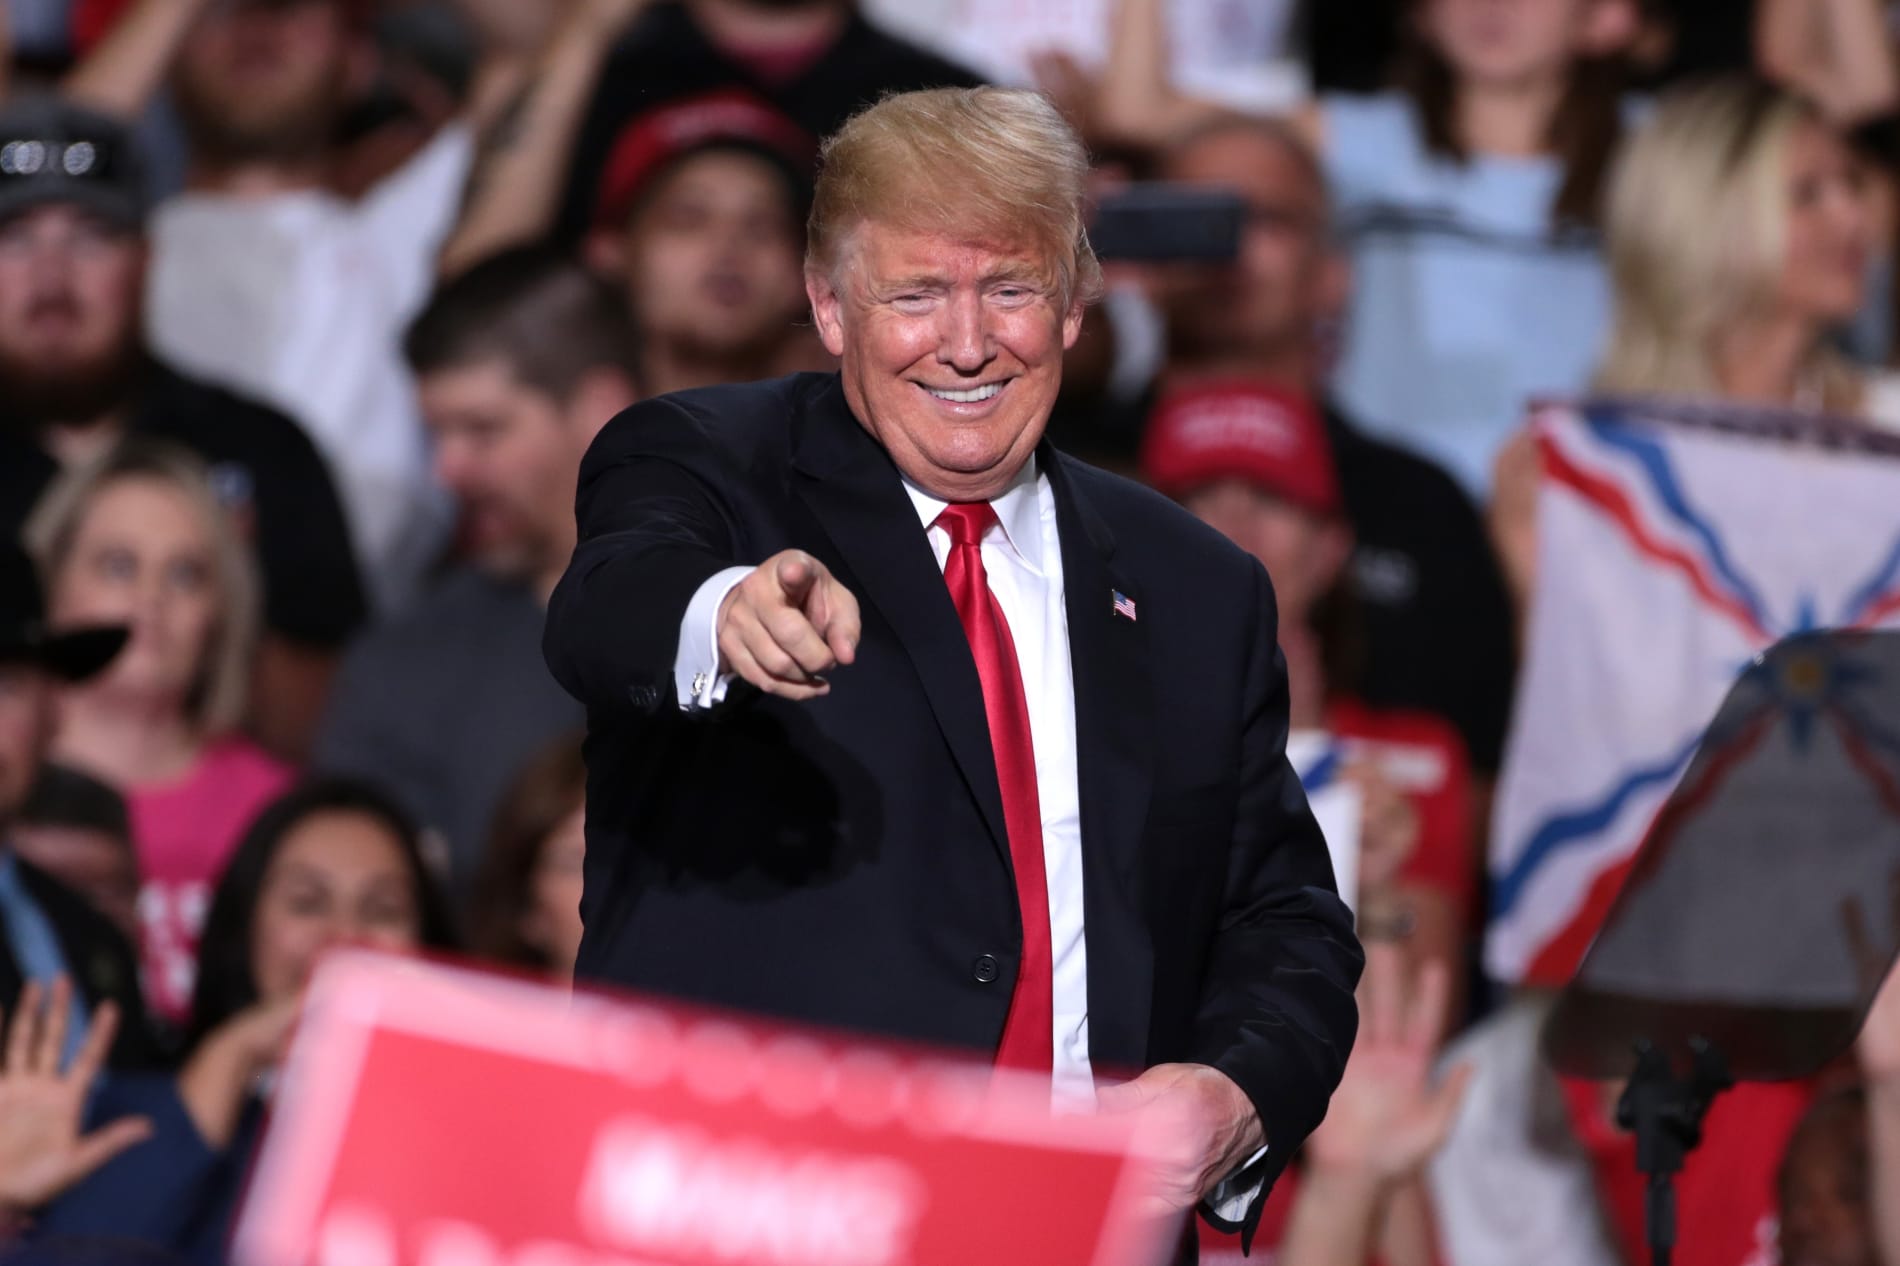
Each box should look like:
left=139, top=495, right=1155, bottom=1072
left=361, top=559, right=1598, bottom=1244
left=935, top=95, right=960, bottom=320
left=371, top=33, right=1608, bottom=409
left=250, top=807, right=423, bottom=1000
left=0, top=667, right=54, bottom=822
left=809, top=224, right=1083, bottom=496
left=47, top=476, right=222, bottom=712
left=1419, top=0, right=1623, bottom=85
left=1182, top=480, right=1352, bottom=622
left=1778, top=121, right=1873, bottom=327
left=600, top=150, right=807, bottom=367
left=175, top=0, right=354, bottom=161
left=525, top=803, right=586, bottom=979
left=1155, top=128, right=1340, bottom=363
left=10, top=820, right=140, bottom=942
left=0, top=205, right=145, bottom=419
left=419, top=361, right=604, bottom=584
left=1778, top=1097, right=1874, bottom=1266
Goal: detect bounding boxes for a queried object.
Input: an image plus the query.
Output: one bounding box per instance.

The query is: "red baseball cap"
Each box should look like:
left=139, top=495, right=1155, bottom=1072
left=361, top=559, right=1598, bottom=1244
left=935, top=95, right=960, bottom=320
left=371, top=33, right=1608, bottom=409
left=592, top=90, right=816, bottom=231
left=1140, top=380, right=1342, bottom=516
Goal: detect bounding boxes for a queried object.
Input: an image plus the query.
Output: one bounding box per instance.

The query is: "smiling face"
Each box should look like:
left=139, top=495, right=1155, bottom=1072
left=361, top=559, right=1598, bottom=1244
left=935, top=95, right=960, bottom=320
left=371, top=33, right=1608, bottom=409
left=807, top=223, right=1083, bottom=501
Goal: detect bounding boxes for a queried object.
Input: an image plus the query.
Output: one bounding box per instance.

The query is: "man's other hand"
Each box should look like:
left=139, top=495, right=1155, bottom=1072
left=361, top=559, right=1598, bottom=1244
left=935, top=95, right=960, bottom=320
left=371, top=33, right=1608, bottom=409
left=1096, top=1062, right=1266, bottom=1216
left=717, top=550, right=862, bottom=700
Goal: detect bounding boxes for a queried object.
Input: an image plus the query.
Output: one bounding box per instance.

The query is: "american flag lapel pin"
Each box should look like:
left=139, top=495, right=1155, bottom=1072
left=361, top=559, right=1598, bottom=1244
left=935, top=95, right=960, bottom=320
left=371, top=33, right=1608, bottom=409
left=1112, top=589, right=1138, bottom=622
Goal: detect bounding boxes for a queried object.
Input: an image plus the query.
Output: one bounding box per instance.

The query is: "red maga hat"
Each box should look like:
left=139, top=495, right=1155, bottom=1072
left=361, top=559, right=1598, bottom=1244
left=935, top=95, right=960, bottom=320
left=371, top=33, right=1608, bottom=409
left=592, top=90, right=817, bottom=231
left=1140, top=379, right=1342, bottom=516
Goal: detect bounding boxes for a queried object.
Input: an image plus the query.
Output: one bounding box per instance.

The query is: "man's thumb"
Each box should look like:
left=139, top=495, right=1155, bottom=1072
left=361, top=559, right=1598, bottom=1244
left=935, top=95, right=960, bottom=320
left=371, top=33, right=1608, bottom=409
left=1095, top=1078, right=1150, bottom=1115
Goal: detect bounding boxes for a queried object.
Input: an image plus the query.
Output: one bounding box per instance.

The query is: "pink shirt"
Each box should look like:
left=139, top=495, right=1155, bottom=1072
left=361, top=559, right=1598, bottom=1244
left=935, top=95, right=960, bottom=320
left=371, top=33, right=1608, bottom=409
left=127, top=737, right=294, bottom=1023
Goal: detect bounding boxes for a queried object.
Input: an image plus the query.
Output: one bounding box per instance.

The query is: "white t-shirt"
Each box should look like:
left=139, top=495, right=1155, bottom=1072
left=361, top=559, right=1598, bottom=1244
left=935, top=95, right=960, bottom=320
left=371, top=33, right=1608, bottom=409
left=144, top=126, right=474, bottom=610
left=859, top=0, right=1308, bottom=114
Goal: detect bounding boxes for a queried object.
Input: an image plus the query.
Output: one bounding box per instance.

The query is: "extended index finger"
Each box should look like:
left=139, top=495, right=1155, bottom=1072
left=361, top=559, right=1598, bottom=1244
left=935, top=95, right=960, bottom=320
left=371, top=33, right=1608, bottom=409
left=820, top=578, right=861, bottom=666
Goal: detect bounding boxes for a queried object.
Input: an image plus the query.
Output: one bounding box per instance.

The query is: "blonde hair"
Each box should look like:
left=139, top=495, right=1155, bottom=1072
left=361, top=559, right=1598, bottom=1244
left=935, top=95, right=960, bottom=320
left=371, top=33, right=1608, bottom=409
left=1595, top=77, right=1859, bottom=410
left=807, top=87, right=1105, bottom=310
left=26, top=439, right=262, bottom=736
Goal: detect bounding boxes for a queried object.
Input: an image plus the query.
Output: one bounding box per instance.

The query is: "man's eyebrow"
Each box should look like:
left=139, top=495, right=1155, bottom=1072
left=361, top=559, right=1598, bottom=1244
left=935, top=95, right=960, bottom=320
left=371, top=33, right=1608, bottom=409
left=983, top=263, right=1052, bottom=287
left=877, top=275, right=951, bottom=293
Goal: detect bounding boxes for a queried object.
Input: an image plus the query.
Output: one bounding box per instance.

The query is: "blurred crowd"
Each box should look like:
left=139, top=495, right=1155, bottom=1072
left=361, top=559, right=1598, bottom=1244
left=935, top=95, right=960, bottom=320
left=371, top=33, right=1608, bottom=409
left=0, top=0, right=1896, bottom=1262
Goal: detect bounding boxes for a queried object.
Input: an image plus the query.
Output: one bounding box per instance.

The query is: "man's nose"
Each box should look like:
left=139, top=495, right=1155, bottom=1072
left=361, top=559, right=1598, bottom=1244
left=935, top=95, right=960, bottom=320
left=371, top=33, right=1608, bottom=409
left=937, top=290, right=993, bottom=372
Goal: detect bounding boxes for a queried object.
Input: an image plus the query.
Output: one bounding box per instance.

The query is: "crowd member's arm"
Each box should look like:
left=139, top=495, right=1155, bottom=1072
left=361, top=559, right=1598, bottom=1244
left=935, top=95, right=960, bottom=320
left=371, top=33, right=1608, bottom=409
left=439, top=0, right=649, bottom=278
left=1756, top=0, right=1900, bottom=124
left=0, top=979, right=151, bottom=1233
left=1852, top=883, right=1900, bottom=1266
left=1088, top=0, right=1324, bottom=155
left=1278, top=947, right=1469, bottom=1266
left=1489, top=423, right=1542, bottom=634
left=60, top=0, right=213, bottom=119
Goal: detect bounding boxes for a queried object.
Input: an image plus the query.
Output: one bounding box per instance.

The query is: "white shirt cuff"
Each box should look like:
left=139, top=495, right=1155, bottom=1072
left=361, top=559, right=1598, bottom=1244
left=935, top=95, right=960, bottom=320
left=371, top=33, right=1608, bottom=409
left=1202, top=1143, right=1271, bottom=1227
left=674, top=566, right=752, bottom=709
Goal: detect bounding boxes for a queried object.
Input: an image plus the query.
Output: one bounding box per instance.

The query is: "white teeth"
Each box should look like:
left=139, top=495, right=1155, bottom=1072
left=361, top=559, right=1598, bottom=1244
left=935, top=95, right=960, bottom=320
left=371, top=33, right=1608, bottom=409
left=925, top=383, right=1004, bottom=403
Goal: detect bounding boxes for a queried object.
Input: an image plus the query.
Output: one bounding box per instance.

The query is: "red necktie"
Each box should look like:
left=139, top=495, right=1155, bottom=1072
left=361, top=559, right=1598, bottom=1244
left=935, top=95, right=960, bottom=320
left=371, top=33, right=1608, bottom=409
left=935, top=502, right=1054, bottom=1074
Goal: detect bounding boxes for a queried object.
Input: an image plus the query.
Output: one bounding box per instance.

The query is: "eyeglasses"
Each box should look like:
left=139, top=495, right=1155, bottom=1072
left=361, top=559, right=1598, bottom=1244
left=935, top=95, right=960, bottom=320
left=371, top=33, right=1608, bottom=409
left=0, top=138, right=122, bottom=182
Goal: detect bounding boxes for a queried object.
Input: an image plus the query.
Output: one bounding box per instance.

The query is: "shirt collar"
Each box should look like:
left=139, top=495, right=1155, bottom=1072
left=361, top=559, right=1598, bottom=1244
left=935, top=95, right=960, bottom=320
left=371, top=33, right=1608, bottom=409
left=901, top=457, right=1046, bottom=578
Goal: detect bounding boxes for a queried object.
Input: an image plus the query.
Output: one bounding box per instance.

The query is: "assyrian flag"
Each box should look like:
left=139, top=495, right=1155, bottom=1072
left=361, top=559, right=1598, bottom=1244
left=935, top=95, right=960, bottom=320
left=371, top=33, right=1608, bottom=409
left=1488, top=397, right=1900, bottom=986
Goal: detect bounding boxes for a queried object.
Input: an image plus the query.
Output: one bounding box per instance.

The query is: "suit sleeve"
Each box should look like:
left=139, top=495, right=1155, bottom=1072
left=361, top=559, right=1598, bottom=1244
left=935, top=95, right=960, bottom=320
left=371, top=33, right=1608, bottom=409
left=33, top=1075, right=228, bottom=1245
left=543, top=396, right=749, bottom=717
left=1186, top=560, right=1363, bottom=1243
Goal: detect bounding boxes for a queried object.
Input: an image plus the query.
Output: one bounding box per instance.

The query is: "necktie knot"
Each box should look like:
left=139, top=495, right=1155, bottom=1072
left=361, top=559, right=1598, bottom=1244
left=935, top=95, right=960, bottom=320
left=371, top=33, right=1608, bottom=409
left=935, top=501, right=997, bottom=548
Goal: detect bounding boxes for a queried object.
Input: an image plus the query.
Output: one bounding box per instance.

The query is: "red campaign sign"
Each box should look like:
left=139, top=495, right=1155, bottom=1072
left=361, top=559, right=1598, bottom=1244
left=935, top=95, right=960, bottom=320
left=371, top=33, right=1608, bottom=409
left=234, top=952, right=1177, bottom=1266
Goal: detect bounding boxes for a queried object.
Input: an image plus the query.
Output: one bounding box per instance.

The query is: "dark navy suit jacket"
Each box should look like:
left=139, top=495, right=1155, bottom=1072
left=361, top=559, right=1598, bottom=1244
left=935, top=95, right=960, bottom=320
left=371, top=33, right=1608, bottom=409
left=543, top=372, right=1362, bottom=1246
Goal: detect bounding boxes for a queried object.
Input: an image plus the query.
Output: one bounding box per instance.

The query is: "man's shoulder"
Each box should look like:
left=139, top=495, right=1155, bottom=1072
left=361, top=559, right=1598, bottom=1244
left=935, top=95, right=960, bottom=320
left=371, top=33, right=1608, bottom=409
left=138, top=362, right=327, bottom=466
left=1053, top=451, right=1261, bottom=582
left=587, top=373, right=830, bottom=471
left=359, top=568, right=538, bottom=647
left=13, top=859, right=135, bottom=965
left=1326, top=404, right=1483, bottom=521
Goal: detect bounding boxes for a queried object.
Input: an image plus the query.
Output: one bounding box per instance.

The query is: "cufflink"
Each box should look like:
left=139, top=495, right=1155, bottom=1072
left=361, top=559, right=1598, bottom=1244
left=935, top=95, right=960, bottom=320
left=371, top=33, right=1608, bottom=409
left=691, top=672, right=710, bottom=698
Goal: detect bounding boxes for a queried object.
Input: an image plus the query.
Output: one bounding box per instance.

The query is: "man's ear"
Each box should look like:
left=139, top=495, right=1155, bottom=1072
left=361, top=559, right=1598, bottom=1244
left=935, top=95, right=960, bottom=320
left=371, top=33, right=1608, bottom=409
left=583, top=229, right=629, bottom=281
left=567, top=366, right=641, bottom=448
left=807, top=268, right=848, bottom=357
left=1316, top=250, right=1351, bottom=327
left=1061, top=296, right=1086, bottom=351
left=1317, top=517, right=1356, bottom=592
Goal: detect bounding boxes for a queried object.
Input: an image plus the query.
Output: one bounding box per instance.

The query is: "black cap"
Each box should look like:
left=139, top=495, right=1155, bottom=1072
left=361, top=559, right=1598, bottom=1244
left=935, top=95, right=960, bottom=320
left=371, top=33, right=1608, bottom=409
left=0, top=543, right=127, bottom=682
left=0, top=96, right=148, bottom=232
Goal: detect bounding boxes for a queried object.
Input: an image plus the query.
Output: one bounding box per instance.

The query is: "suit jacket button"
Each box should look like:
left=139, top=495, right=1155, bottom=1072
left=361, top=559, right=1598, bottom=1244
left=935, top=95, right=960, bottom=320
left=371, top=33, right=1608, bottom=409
left=628, top=683, right=659, bottom=708
left=972, top=955, right=999, bottom=984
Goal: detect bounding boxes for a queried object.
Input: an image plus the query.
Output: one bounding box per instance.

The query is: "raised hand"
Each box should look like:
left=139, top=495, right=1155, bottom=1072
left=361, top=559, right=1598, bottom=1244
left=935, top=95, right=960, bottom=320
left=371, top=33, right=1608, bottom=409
left=1845, top=872, right=1900, bottom=1080
left=0, top=978, right=152, bottom=1219
left=1304, top=944, right=1471, bottom=1186
left=717, top=550, right=862, bottom=701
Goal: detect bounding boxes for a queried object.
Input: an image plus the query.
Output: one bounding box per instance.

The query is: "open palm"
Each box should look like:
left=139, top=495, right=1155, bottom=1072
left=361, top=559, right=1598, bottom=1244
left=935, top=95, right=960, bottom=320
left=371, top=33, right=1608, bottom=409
left=0, top=977, right=151, bottom=1218
left=1305, top=945, right=1471, bottom=1184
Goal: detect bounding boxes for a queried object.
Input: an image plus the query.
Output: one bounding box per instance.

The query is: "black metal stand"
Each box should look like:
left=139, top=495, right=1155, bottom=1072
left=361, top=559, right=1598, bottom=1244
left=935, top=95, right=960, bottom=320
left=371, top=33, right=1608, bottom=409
left=1613, top=1038, right=1734, bottom=1266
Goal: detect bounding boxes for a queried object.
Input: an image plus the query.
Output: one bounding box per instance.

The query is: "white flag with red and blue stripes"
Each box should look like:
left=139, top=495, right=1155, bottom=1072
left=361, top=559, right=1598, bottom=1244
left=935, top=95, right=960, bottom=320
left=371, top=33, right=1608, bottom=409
left=1488, top=397, right=1900, bottom=986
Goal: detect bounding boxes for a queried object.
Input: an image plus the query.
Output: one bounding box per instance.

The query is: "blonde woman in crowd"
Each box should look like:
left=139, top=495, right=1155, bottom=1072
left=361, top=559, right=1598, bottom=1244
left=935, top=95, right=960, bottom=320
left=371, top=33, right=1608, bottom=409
left=26, top=441, right=292, bottom=1031
left=1492, top=76, right=1890, bottom=610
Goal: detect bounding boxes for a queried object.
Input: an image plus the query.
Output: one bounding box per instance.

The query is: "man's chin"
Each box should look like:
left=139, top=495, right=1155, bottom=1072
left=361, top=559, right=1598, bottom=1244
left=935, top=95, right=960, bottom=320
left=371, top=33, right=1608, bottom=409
left=0, top=353, right=142, bottom=426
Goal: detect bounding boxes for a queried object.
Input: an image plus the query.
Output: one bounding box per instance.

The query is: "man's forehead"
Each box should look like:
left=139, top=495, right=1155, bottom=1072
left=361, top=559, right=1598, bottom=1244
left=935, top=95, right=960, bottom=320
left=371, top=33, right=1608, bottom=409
left=848, top=223, right=1052, bottom=281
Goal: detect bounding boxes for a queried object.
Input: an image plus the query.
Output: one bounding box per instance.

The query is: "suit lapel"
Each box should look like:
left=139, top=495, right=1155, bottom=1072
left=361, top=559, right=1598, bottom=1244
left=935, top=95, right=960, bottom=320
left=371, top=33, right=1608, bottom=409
left=791, top=380, right=1012, bottom=869
left=1045, top=451, right=1156, bottom=1070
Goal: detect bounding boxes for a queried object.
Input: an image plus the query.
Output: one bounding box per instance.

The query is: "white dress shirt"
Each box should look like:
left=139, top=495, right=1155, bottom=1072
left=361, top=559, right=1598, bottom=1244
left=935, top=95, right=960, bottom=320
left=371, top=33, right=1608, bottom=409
left=671, top=457, right=1265, bottom=1216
